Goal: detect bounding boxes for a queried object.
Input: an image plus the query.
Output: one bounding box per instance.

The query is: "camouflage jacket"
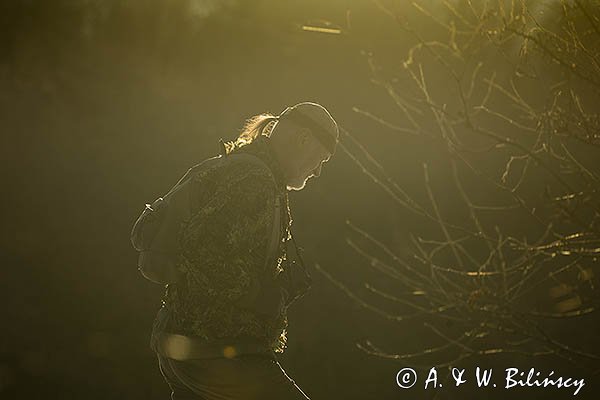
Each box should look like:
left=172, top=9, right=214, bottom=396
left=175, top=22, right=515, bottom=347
left=161, top=135, right=297, bottom=354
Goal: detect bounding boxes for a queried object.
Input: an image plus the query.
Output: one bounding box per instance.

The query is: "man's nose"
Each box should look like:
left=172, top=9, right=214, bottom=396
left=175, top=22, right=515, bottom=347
left=313, top=164, right=323, bottom=177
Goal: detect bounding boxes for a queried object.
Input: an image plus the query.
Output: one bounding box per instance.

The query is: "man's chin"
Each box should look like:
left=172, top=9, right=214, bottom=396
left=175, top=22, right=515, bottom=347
left=286, top=184, right=306, bottom=191
left=286, top=178, right=310, bottom=191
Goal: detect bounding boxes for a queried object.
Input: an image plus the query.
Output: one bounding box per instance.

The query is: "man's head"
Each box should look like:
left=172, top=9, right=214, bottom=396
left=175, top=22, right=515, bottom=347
left=268, top=102, right=339, bottom=191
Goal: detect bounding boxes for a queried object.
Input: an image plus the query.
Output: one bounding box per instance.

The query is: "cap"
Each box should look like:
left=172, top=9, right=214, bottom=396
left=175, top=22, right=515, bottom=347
left=276, top=102, right=339, bottom=154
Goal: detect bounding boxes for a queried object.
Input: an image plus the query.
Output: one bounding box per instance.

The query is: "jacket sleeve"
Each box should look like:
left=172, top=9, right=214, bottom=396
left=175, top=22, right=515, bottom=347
left=175, top=160, right=279, bottom=310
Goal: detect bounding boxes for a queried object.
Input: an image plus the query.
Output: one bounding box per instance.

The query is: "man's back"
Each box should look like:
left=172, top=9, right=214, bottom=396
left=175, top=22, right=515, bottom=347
left=160, top=136, right=293, bottom=354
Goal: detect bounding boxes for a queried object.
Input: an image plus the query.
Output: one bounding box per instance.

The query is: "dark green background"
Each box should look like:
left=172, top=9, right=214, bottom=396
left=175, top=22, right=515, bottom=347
left=1, top=1, right=598, bottom=399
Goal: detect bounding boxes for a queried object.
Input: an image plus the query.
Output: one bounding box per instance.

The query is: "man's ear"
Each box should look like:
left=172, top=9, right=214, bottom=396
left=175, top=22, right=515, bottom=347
left=297, top=128, right=311, bottom=146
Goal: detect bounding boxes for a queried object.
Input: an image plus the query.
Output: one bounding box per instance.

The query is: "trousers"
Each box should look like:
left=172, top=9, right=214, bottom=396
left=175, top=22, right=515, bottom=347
left=151, top=307, right=310, bottom=399
left=156, top=352, right=311, bottom=400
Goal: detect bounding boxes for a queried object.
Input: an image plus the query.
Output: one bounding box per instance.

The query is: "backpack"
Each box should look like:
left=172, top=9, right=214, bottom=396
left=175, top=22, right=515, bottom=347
left=130, top=153, right=282, bottom=286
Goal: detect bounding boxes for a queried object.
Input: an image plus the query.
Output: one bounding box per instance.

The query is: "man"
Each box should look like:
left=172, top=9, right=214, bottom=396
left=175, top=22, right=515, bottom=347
left=149, top=101, right=339, bottom=399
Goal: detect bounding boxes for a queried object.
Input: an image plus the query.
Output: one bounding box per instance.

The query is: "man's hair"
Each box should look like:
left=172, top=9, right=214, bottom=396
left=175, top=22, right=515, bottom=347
left=222, top=113, right=278, bottom=155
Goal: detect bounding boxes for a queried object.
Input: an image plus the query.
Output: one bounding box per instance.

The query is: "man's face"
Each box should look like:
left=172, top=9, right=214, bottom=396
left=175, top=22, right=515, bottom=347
left=287, top=136, right=332, bottom=191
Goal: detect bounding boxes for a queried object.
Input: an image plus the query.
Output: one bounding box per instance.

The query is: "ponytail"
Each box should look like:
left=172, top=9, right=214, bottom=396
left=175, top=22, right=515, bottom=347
left=222, top=113, right=279, bottom=155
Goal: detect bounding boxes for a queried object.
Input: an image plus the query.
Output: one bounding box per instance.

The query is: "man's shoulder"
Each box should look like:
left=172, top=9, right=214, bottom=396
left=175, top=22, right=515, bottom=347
left=185, top=154, right=278, bottom=216
left=190, top=153, right=277, bottom=193
left=222, top=152, right=278, bottom=183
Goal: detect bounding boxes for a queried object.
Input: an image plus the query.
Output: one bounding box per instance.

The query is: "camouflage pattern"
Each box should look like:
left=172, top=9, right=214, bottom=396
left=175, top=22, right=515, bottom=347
left=162, top=135, right=294, bottom=354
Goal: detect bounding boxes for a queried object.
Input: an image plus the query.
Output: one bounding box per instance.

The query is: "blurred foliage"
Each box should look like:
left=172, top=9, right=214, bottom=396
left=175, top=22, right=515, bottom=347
left=326, top=0, right=600, bottom=390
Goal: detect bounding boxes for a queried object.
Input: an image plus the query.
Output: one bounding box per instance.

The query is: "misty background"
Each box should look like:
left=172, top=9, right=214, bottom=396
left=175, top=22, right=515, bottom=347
left=1, top=1, right=599, bottom=399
